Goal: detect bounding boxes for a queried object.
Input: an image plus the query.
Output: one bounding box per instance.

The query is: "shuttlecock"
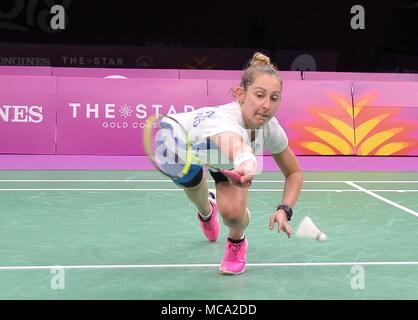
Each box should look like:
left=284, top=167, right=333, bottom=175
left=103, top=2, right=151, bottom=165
left=296, top=216, right=327, bottom=241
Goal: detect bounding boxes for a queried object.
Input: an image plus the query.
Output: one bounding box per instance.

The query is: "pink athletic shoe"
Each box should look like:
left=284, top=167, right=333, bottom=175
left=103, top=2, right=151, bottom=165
left=220, top=238, right=248, bottom=275
left=197, top=192, right=219, bottom=242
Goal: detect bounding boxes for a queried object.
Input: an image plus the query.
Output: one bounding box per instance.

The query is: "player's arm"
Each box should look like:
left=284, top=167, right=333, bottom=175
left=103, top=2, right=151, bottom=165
left=273, top=146, right=303, bottom=208
left=269, top=146, right=303, bottom=237
left=213, top=132, right=257, bottom=185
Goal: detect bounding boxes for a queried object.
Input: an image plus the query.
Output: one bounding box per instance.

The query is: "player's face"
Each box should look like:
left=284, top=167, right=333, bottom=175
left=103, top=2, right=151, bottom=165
left=240, top=74, right=282, bottom=129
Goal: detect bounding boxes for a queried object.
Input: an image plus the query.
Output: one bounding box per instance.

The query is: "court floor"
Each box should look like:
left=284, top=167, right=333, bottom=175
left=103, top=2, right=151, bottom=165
left=0, top=170, right=417, bottom=300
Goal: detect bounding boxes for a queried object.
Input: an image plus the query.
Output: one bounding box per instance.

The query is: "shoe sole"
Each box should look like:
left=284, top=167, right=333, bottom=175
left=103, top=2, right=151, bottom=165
left=219, top=267, right=246, bottom=275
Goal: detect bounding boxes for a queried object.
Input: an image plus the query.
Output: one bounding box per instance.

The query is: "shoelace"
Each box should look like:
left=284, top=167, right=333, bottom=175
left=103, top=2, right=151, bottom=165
left=226, top=242, right=244, bottom=262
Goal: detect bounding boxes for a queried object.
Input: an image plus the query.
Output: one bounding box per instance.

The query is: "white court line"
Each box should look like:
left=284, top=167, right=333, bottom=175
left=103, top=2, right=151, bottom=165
left=1, top=188, right=418, bottom=192
left=1, top=261, right=418, bottom=271
left=345, top=181, right=418, bottom=217
left=1, top=179, right=418, bottom=183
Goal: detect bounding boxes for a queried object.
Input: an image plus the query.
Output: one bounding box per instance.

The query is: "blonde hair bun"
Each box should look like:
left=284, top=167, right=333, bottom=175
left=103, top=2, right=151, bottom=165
left=251, top=52, right=271, bottom=66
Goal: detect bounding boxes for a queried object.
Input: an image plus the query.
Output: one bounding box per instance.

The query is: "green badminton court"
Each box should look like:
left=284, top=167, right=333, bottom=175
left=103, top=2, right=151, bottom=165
left=0, top=170, right=417, bottom=300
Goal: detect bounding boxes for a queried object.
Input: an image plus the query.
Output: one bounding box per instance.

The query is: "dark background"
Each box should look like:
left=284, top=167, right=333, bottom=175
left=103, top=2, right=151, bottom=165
left=0, top=0, right=417, bottom=72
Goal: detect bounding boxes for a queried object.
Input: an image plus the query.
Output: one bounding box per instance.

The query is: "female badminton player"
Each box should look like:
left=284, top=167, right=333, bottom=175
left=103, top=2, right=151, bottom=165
left=149, top=52, right=303, bottom=275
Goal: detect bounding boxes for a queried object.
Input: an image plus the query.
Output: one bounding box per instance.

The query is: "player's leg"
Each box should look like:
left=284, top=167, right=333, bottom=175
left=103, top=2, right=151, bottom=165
left=172, top=165, right=220, bottom=242
left=209, top=170, right=250, bottom=274
left=209, top=170, right=250, bottom=239
left=183, top=170, right=211, bottom=216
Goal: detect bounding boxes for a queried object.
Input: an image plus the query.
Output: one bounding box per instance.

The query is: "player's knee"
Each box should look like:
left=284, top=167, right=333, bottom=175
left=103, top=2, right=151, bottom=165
left=219, top=204, right=247, bottom=226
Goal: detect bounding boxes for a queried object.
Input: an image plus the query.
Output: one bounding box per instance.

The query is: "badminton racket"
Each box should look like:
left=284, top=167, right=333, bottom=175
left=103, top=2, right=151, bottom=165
left=143, top=114, right=245, bottom=184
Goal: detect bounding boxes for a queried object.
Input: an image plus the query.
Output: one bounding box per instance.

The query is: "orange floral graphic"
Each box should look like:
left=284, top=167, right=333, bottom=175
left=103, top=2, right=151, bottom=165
left=184, top=56, right=217, bottom=69
left=290, top=90, right=418, bottom=155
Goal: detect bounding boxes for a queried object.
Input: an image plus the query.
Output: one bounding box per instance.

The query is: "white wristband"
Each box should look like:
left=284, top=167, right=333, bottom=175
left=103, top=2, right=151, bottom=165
left=233, top=152, right=256, bottom=168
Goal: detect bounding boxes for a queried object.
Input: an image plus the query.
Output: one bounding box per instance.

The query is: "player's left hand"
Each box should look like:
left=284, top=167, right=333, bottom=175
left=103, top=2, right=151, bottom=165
left=269, top=209, right=292, bottom=238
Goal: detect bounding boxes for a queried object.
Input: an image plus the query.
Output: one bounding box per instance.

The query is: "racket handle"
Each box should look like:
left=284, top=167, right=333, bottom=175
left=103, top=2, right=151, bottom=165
left=221, top=169, right=244, bottom=185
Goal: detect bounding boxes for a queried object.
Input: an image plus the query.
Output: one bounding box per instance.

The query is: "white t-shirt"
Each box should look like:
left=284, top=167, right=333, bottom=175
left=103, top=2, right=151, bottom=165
left=170, top=101, right=288, bottom=155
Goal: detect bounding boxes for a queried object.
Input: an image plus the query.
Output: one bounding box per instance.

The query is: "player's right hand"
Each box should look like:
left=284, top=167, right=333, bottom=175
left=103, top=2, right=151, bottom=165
left=233, top=159, right=257, bottom=187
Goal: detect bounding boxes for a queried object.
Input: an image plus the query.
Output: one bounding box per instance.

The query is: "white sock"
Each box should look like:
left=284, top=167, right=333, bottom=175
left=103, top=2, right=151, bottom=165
left=228, top=233, right=246, bottom=243
left=199, top=202, right=213, bottom=221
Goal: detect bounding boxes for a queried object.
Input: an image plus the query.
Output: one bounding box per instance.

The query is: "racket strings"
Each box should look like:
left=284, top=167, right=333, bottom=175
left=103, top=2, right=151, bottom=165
left=153, top=120, right=189, bottom=177
left=145, top=115, right=243, bottom=184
